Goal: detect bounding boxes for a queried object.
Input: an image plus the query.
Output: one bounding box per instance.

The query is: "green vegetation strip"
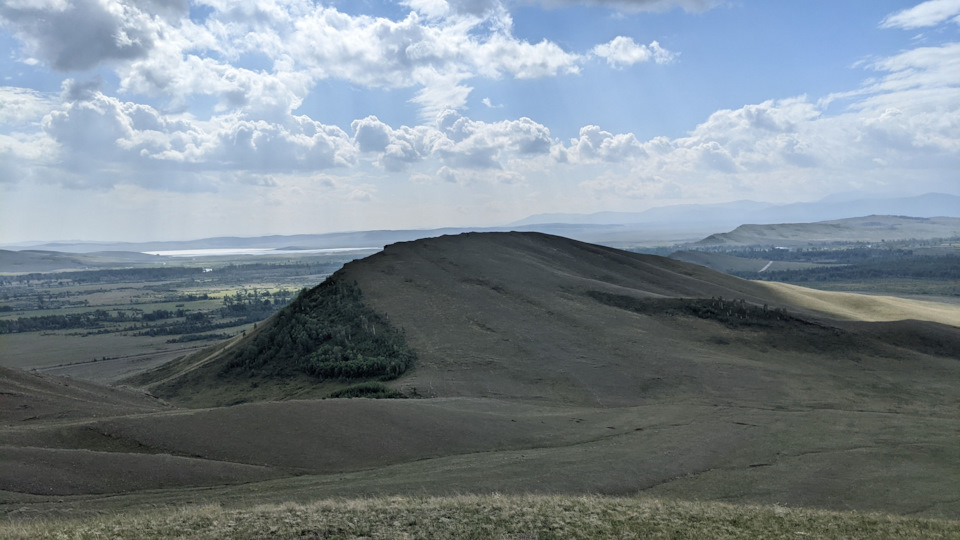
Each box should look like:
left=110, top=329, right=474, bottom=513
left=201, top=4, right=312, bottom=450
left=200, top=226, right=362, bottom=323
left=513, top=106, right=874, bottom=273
left=3, top=495, right=958, bottom=539
left=587, top=291, right=795, bottom=329
left=326, top=381, right=406, bottom=399
left=224, top=278, right=415, bottom=381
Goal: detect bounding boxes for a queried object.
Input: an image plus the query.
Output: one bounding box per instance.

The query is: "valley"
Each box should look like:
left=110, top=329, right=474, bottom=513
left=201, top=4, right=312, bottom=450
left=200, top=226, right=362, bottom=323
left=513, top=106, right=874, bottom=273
left=1, top=222, right=959, bottom=536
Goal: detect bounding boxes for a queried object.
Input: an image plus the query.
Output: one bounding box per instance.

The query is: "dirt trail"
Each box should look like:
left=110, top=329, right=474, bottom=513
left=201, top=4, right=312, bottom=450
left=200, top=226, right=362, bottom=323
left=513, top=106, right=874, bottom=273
left=147, top=336, right=243, bottom=388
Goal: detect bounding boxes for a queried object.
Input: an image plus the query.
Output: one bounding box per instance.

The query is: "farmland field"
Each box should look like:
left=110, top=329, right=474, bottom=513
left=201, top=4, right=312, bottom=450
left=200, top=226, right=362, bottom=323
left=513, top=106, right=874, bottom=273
left=0, top=250, right=377, bottom=383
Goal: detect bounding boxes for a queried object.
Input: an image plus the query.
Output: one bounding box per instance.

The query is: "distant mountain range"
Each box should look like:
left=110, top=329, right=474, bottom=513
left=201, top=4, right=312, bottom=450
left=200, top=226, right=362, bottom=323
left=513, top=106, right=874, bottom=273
left=0, top=223, right=702, bottom=255
left=3, top=193, right=957, bottom=257
left=510, top=193, right=960, bottom=228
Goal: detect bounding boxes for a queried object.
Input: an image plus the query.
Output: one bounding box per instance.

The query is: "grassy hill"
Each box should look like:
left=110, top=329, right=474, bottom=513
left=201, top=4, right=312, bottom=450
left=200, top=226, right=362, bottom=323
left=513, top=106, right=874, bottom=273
left=0, top=249, right=161, bottom=273
left=2, top=231, right=960, bottom=523
left=694, top=215, right=960, bottom=247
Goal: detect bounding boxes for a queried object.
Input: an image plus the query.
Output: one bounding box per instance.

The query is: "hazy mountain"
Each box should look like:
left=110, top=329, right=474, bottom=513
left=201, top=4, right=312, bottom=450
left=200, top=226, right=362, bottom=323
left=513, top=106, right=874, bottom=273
left=9, top=193, right=957, bottom=256
left=5, top=223, right=702, bottom=255
left=694, top=215, right=960, bottom=247
left=750, top=192, right=960, bottom=223
left=512, top=193, right=960, bottom=228
left=511, top=200, right=774, bottom=227
left=0, top=249, right=164, bottom=273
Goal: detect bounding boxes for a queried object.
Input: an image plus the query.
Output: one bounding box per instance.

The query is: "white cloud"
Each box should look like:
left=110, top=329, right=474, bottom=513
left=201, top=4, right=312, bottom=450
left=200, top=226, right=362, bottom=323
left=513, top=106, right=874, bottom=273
left=1, top=1, right=666, bottom=121
left=565, top=125, right=646, bottom=162
left=564, top=32, right=960, bottom=204
left=353, top=110, right=555, bottom=173
left=32, top=79, right=356, bottom=190
left=285, top=6, right=580, bottom=116
left=0, top=0, right=166, bottom=71
left=880, top=0, right=960, bottom=29
left=0, top=87, right=54, bottom=126
left=4, top=0, right=956, bottom=234
left=352, top=116, right=393, bottom=153
left=591, top=37, right=675, bottom=67
left=472, top=34, right=582, bottom=79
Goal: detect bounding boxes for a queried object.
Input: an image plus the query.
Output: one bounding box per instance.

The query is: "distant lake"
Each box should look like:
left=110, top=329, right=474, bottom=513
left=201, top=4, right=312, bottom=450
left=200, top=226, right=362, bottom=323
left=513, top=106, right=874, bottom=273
left=143, top=247, right=381, bottom=257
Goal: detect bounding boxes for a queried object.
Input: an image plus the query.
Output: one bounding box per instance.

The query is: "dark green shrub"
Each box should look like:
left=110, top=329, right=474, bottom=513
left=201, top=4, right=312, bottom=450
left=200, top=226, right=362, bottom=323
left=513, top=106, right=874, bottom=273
left=222, top=277, right=415, bottom=381
left=327, top=382, right=406, bottom=399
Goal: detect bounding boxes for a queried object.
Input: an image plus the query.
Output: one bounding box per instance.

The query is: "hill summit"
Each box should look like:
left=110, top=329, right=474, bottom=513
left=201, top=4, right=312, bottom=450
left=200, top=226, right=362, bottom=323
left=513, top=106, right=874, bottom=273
left=133, top=232, right=959, bottom=410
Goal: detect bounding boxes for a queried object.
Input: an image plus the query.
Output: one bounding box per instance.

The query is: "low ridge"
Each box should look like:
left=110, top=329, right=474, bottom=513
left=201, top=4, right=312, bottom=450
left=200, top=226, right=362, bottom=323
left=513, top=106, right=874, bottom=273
left=694, top=215, right=960, bottom=247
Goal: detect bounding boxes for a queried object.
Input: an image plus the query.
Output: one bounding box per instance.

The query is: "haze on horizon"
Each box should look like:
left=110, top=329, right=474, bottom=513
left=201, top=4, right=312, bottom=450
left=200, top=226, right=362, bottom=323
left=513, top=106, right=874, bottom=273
left=1, top=0, right=958, bottom=244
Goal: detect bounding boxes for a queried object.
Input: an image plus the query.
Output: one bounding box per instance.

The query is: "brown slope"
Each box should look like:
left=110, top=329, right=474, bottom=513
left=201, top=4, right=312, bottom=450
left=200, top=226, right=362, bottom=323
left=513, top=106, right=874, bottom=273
left=0, top=366, right=165, bottom=425
left=694, top=215, right=960, bottom=247
left=337, top=232, right=959, bottom=408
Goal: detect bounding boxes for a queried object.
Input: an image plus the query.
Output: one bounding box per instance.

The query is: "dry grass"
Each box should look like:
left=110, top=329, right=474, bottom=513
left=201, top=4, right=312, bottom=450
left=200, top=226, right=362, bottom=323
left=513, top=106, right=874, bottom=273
left=3, top=494, right=958, bottom=539
left=761, top=282, right=960, bottom=326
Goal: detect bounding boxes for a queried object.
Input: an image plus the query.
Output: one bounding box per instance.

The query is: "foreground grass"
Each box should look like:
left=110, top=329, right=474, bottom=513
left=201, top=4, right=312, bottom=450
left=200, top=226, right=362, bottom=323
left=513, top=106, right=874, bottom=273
left=3, top=494, right=959, bottom=539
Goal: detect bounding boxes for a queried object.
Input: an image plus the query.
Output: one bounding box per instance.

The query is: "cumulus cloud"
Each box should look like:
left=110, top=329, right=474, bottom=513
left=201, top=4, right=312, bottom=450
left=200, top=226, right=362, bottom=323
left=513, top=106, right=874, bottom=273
left=352, top=116, right=393, bottom=153
left=34, top=79, right=356, bottom=190
left=0, top=87, right=55, bottom=125
left=591, top=37, right=675, bottom=67
left=0, top=0, right=164, bottom=71
left=564, top=26, right=960, bottom=204
left=565, top=125, right=646, bottom=162
left=5, top=0, right=955, bottom=215
left=351, top=110, right=555, bottom=173
left=880, top=0, right=960, bottom=29
left=1, top=0, right=668, bottom=122
left=285, top=6, right=580, bottom=116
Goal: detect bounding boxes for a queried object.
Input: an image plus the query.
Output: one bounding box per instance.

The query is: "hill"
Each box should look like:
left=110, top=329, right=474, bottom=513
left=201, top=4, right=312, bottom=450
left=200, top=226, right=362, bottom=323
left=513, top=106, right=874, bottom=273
left=0, top=249, right=162, bottom=273
left=135, top=231, right=891, bottom=406
left=3, top=232, right=960, bottom=520
left=695, top=215, right=960, bottom=247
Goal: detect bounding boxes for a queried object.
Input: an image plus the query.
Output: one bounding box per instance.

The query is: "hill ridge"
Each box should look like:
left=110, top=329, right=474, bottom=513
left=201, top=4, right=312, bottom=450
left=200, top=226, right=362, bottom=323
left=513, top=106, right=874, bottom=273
left=130, top=231, right=960, bottom=408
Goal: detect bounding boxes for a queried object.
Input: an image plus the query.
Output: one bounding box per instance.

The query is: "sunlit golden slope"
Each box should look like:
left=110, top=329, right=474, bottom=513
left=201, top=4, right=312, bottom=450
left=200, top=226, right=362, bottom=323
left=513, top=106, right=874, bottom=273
left=761, top=282, right=960, bottom=326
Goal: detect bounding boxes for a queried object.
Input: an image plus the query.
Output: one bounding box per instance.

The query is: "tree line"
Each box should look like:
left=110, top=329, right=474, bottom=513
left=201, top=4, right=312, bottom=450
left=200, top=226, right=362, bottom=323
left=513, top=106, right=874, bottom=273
left=222, top=278, right=415, bottom=382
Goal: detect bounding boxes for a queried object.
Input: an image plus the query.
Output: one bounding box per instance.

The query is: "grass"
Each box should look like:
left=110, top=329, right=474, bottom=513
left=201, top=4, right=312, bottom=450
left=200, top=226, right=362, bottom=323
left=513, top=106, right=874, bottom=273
left=0, top=331, right=202, bottom=370
left=772, top=278, right=960, bottom=298
left=3, top=494, right=958, bottom=539
left=760, top=282, right=960, bottom=326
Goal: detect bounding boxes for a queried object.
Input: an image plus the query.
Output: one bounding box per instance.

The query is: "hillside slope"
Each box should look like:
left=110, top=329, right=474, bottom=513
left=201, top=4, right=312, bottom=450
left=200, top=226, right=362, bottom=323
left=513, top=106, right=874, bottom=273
left=337, top=232, right=959, bottom=407
left=0, top=366, right=164, bottom=424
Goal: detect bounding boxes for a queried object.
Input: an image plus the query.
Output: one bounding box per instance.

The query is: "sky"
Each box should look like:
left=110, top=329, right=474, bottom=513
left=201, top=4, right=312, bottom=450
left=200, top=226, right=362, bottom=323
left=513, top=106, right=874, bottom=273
left=0, top=0, right=958, bottom=243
